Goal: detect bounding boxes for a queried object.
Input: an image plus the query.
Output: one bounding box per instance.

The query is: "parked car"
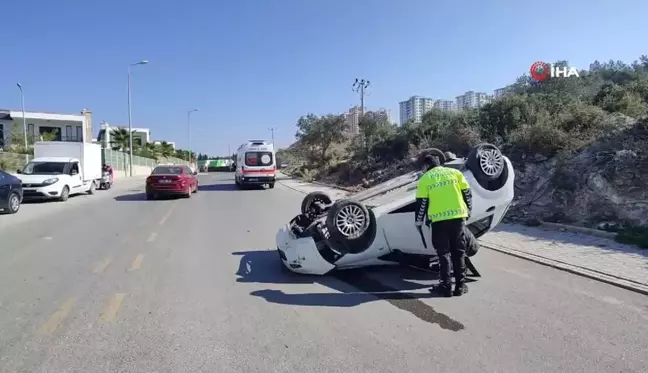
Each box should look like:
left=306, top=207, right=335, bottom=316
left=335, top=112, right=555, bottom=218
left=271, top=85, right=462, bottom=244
left=0, top=168, right=23, bottom=214
left=276, top=143, right=514, bottom=275
left=145, top=165, right=199, bottom=200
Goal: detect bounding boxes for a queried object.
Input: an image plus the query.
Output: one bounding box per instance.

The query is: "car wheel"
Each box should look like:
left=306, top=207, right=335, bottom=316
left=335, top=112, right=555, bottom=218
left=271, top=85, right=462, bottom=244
left=87, top=181, right=96, bottom=195
left=6, top=192, right=21, bottom=214
left=417, top=148, right=446, bottom=165
left=185, top=186, right=192, bottom=198
left=301, top=191, right=332, bottom=217
left=466, top=143, right=508, bottom=191
left=59, top=186, right=70, bottom=202
left=193, top=183, right=198, bottom=193
left=268, top=183, right=275, bottom=189
left=325, top=199, right=377, bottom=254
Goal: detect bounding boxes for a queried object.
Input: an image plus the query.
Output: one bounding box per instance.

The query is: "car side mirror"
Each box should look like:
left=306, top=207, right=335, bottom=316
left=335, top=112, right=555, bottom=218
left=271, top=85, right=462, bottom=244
left=193, top=171, right=198, bottom=175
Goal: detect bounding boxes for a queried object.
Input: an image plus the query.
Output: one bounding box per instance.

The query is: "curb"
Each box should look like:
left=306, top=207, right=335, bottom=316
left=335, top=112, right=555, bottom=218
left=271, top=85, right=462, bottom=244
left=538, top=221, right=617, bottom=239
left=481, top=242, right=648, bottom=296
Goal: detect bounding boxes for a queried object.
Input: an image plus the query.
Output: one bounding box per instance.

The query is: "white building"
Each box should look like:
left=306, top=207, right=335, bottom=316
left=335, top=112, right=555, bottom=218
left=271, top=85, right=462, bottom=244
left=343, top=106, right=393, bottom=135
left=0, top=109, right=93, bottom=150
left=343, top=106, right=363, bottom=135
left=433, top=99, right=456, bottom=112
left=494, top=86, right=512, bottom=98
left=97, top=121, right=152, bottom=149
left=153, top=140, right=176, bottom=150
left=399, top=96, right=435, bottom=124
left=455, top=91, right=491, bottom=110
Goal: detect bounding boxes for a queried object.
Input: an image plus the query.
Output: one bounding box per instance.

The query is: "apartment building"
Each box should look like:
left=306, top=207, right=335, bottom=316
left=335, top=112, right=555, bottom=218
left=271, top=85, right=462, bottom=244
left=494, top=86, right=513, bottom=98
left=433, top=99, right=456, bottom=112
left=344, top=106, right=392, bottom=135
left=455, top=91, right=491, bottom=110
left=399, top=96, right=435, bottom=124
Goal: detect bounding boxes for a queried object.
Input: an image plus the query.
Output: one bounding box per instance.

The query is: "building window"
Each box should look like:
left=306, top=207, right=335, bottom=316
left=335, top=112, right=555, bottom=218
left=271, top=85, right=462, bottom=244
left=28, top=123, right=35, bottom=141
left=66, top=125, right=73, bottom=141
left=76, top=126, right=83, bottom=142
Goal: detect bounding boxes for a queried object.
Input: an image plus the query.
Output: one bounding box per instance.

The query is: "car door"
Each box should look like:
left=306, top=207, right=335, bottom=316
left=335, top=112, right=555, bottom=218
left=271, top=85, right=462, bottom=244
left=69, top=162, right=83, bottom=192
left=183, top=166, right=196, bottom=188
left=0, top=171, right=8, bottom=206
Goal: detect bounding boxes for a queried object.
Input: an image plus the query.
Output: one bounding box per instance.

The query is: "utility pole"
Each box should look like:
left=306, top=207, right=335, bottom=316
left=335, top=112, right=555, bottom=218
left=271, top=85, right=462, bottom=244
left=352, top=78, right=370, bottom=116
left=269, top=127, right=278, bottom=145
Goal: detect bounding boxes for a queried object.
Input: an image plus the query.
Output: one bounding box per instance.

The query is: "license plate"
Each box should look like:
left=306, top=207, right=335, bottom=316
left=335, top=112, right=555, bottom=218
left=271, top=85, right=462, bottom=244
left=247, top=178, right=258, bottom=181
left=160, top=179, right=172, bottom=183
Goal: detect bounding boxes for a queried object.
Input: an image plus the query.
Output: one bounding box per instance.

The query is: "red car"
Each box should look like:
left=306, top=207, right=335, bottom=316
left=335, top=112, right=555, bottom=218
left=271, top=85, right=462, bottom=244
left=145, top=165, right=198, bottom=200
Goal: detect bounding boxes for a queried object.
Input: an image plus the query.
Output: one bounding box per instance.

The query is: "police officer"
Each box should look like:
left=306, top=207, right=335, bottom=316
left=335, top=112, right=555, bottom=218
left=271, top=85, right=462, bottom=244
left=415, top=154, right=473, bottom=297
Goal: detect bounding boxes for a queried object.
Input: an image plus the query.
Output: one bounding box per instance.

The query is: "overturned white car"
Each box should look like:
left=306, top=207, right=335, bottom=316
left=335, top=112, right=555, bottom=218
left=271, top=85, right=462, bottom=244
left=276, top=143, right=514, bottom=276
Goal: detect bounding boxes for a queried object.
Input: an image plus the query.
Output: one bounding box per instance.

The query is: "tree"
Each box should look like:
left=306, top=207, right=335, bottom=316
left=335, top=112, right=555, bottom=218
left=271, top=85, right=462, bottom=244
left=295, top=114, right=347, bottom=166
left=109, top=128, right=132, bottom=151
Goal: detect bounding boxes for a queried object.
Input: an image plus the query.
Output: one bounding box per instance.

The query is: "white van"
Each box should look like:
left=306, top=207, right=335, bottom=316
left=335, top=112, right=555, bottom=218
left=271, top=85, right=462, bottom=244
left=234, top=140, right=276, bottom=189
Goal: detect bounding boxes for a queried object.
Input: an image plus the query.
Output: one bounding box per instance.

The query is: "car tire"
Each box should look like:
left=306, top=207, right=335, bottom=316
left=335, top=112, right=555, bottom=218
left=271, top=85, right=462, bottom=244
left=6, top=192, right=21, bottom=214
left=59, top=186, right=70, bottom=202
left=268, top=183, right=275, bottom=189
left=325, top=199, right=377, bottom=254
left=466, top=143, right=508, bottom=191
left=301, top=191, right=332, bottom=217
left=87, top=181, right=96, bottom=195
left=185, top=186, right=192, bottom=198
left=417, top=148, right=446, bottom=165
left=193, top=184, right=198, bottom=193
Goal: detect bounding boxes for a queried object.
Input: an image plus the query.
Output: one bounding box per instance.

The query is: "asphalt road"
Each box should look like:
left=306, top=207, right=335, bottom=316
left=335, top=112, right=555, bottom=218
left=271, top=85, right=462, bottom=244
left=1, top=173, right=647, bottom=373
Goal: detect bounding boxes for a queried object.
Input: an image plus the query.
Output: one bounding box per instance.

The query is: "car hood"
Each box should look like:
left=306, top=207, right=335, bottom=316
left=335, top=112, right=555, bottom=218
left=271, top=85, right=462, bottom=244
left=14, top=174, right=60, bottom=184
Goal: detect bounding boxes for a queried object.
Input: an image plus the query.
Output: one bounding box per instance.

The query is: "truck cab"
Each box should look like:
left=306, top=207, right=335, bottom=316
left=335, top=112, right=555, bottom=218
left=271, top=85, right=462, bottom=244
left=17, top=157, right=94, bottom=201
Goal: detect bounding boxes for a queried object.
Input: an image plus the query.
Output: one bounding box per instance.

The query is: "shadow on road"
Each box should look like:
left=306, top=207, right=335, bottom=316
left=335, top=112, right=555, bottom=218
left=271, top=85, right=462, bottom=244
left=198, top=183, right=269, bottom=192
left=113, top=193, right=183, bottom=202
left=233, top=250, right=465, bottom=331
left=22, top=194, right=83, bottom=204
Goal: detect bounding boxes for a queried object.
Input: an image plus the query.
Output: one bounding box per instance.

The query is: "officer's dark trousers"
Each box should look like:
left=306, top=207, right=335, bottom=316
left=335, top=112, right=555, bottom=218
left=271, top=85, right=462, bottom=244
left=431, top=218, right=467, bottom=286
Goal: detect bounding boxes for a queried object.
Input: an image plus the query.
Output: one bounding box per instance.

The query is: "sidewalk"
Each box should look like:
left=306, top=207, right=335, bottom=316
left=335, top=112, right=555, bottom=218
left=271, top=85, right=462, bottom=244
left=278, top=172, right=648, bottom=295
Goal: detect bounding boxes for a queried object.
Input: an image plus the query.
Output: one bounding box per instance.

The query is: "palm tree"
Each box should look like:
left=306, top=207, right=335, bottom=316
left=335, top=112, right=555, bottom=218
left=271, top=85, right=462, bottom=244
left=110, top=128, right=131, bottom=151
left=110, top=127, right=133, bottom=172
left=159, top=142, right=175, bottom=160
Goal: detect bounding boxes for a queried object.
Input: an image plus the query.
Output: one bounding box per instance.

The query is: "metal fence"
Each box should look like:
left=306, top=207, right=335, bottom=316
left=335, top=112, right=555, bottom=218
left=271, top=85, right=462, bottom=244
left=0, top=152, right=33, bottom=171
left=0, top=149, right=190, bottom=174
left=102, top=149, right=191, bottom=171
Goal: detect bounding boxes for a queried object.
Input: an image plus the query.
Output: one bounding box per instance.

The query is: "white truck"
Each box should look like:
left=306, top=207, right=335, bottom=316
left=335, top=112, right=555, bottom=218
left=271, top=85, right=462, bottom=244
left=16, top=142, right=103, bottom=202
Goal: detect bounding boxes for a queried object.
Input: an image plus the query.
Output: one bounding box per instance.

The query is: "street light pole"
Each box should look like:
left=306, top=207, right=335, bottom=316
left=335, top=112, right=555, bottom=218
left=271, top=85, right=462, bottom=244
left=187, top=108, right=199, bottom=163
left=127, top=60, right=148, bottom=176
left=16, top=83, right=28, bottom=163
left=269, top=127, right=278, bottom=145
left=352, top=78, right=370, bottom=116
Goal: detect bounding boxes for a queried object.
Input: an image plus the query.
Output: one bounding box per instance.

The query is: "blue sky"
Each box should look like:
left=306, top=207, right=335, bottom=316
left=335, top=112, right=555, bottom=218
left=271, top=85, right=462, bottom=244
left=1, top=0, right=646, bottom=156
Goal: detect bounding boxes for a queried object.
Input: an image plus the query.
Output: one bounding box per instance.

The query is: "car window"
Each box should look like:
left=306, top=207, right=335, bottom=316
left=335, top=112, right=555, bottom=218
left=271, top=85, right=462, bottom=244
left=71, top=163, right=79, bottom=173
left=183, top=166, right=193, bottom=175
left=152, top=166, right=183, bottom=175
left=245, top=152, right=273, bottom=167
left=22, top=162, right=67, bottom=175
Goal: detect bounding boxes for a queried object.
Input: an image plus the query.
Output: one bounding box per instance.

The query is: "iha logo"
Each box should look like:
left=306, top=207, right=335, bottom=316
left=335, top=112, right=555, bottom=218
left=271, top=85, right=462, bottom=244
left=530, top=61, right=579, bottom=81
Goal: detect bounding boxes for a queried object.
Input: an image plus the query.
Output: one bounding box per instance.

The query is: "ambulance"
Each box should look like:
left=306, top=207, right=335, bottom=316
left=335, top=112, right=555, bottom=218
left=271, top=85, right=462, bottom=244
left=234, top=140, right=276, bottom=189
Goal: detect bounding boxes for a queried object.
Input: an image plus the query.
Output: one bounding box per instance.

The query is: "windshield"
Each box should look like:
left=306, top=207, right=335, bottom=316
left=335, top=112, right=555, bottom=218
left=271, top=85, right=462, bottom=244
left=152, top=166, right=183, bottom=175
left=22, top=162, right=67, bottom=175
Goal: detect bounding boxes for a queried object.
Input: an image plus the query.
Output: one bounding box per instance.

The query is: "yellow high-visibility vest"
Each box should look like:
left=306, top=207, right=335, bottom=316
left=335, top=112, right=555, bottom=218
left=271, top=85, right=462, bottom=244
left=416, top=166, right=470, bottom=222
